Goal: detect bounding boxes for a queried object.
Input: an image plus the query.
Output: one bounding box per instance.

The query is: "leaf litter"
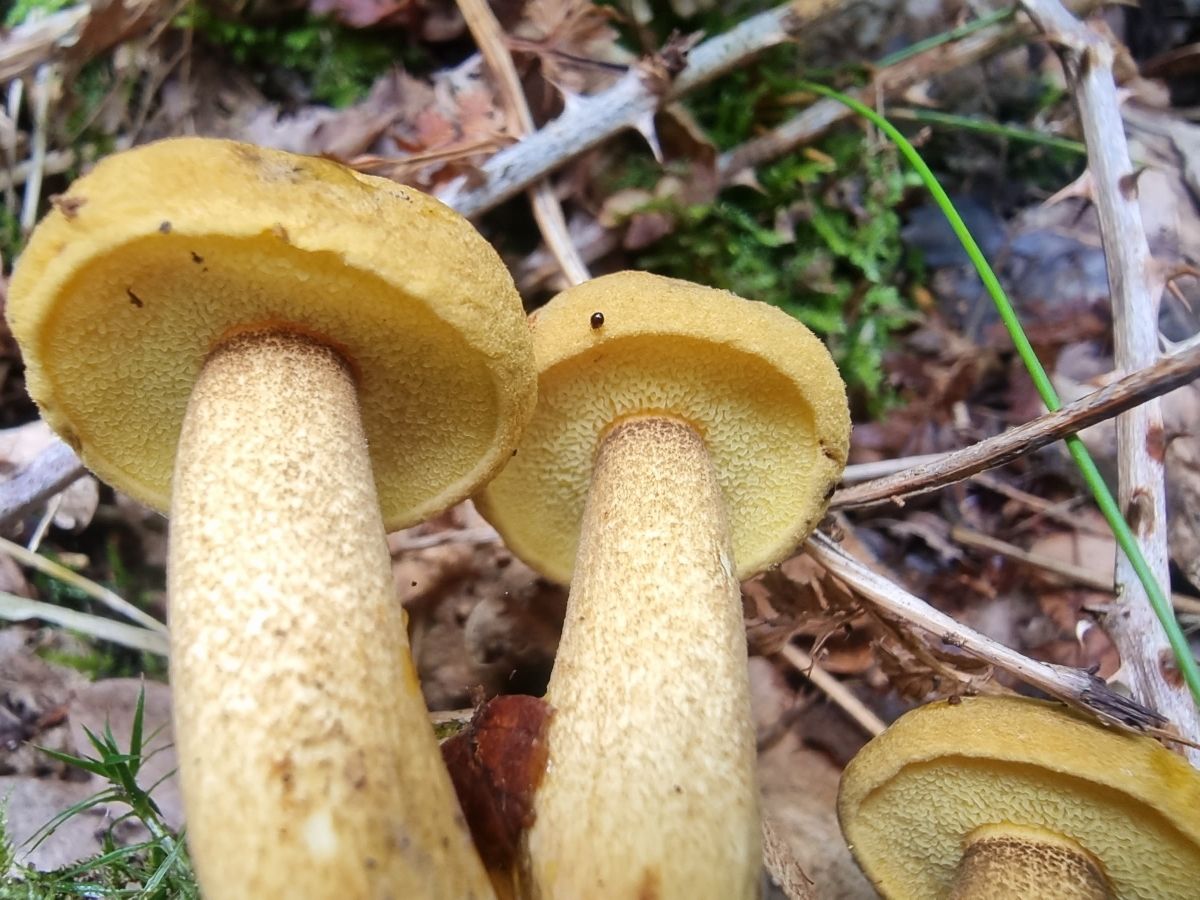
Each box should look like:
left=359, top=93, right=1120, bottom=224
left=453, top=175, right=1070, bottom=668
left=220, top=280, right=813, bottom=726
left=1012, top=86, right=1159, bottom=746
left=0, top=0, right=1199, bottom=891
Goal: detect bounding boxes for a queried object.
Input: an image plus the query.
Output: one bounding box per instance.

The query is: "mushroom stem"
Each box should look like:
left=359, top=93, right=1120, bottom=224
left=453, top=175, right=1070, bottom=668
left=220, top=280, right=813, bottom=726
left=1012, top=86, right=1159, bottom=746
left=169, top=331, right=493, bottom=899
left=950, top=824, right=1112, bottom=900
left=524, top=415, right=761, bottom=899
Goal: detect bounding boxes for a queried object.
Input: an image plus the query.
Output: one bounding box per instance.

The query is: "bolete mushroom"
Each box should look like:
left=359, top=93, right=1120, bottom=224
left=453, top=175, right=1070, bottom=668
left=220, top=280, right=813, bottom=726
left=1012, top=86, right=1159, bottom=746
left=837, top=695, right=1200, bottom=899
left=7, top=137, right=536, bottom=898
left=475, top=271, right=850, bottom=898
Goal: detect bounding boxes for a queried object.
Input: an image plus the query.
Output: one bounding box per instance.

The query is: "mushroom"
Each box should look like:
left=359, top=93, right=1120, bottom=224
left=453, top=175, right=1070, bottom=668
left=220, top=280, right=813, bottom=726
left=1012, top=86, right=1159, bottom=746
left=7, top=137, right=536, bottom=898
left=837, top=695, right=1200, bottom=899
left=475, top=271, right=850, bottom=898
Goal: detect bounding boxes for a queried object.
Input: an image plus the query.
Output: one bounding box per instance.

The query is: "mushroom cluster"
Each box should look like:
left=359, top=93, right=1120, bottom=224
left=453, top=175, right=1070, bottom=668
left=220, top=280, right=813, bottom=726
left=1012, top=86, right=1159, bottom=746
left=838, top=696, right=1200, bottom=899
left=477, top=271, right=851, bottom=899
left=7, top=137, right=536, bottom=898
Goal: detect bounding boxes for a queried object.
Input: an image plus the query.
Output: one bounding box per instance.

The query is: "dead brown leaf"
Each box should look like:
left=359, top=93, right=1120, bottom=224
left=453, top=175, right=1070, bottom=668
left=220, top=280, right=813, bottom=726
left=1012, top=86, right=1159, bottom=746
left=441, top=694, right=552, bottom=879
left=509, top=0, right=628, bottom=95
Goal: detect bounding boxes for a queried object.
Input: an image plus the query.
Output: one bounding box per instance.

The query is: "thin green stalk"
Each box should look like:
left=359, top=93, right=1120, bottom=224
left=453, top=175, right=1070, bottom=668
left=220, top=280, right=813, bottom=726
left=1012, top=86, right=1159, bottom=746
left=893, top=108, right=1088, bottom=155
left=795, top=80, right=1200, bottom=710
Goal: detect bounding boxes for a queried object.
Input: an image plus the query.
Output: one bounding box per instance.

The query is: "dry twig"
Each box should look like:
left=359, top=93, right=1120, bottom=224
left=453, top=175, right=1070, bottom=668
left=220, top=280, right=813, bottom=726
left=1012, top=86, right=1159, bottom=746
left=948, top=525, right=1200, bottom=617
left=0, top=4, right=88, bottom=82
left=456, top=0, right=590, bottom=285
left=438, top=0, right=845, bottom=217
left=778, top=642, right=886, bottom=736
left=1019, top=0, right=1200, bottom=756
left=515, top=0, right=1098, bottom=291
left=804, top=531, right=1170, bottom=735
left=832, top=343, right=1200, bottom=510
left=0, top=439, right=86, bottom=529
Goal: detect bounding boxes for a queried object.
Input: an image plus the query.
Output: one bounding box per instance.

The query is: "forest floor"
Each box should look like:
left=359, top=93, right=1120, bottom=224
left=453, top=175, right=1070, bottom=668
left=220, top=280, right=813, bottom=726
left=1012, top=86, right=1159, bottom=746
left=0, top=0, right=1198, bottom=895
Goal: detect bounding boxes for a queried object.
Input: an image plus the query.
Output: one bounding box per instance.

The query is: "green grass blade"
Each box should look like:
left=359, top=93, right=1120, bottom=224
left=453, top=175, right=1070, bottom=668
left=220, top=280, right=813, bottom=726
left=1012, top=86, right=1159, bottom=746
left=128, top=685, right=146, bottom=778
left=21, top=788, right=121, bottom=853
left=893, top=108, right=1088, bottom=155
left=796, top=80, right=1200, bottom=711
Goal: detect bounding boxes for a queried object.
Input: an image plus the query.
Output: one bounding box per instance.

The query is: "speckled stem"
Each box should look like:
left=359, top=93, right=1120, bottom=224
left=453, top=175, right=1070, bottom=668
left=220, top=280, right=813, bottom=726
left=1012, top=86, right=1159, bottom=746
left=523, top=416, right=761, bottom=899
left=168, top=332, right=493, bottom=900
left=950, top=825, right=1112, bottom=900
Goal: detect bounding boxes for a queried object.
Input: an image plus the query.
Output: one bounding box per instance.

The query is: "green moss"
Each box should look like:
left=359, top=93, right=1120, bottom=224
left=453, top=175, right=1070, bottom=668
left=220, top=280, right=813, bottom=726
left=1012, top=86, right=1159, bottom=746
left=0, top=205, right=23, bottom=272
left=178, top=3, right=398, bottom=107
left=635, top=132, right=920, bottom=409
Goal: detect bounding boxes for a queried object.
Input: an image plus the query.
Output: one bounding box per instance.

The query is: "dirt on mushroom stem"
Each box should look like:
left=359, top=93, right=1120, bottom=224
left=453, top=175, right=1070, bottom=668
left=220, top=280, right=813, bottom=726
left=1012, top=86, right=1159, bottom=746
left=522, top=414, right=761, bottom=900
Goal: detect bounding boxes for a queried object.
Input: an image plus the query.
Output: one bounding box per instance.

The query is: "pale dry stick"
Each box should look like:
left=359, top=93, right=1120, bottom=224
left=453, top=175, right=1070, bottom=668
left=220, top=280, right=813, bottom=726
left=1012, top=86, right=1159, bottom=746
left=0, top=590, right=168, bottom=655
left=1017, top=0, right=1198, bottom=754
left=832, top=342, right=1200, bottom=509
left=0, top=139, right=132, bottom=193
left=455, top=0, right=590, bottom=285
left=948, top=525, right=1200, bottom=617
left=718, top=0, right=1096, bottom=176
left=0, top=439, right=86, bottom=529
left=25, top=490, right=62, bottom=553
left=517, top=216, right=617, bottom=293
left=778, top=642, right=886, bottom=736
left=438, top=0, right=845, bottom=218
left=0, top=533, right=167, bottom=634
left=968, top=471, right=1104, bottom=536
left=842, top=453, right=947, bottom=483
left=0, top=3, right=88, bottom=82
left=715, top=5, right=1046, bottom=177
left=4, top=80, right=23, bottom=212
left=803, top=531, right=1169, bottom=734
left=20, top=63, right=53, bottom=234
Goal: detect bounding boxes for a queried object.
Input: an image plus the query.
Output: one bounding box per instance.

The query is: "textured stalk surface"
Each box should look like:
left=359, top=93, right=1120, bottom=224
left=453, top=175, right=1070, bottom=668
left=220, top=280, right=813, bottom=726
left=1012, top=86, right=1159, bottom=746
left=169, top=332, right=492, bottom=899
left=951, top=827, right=1112, bottom=900
left=524, top=416, right=761, bottom=899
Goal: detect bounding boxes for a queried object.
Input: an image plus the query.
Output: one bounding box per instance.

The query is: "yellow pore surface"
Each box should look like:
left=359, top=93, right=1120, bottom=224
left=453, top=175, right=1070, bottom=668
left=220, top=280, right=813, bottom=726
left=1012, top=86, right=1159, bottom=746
left=7, top=138, right=535, bottom=529
left=476, top=271, right=851, bottom=583
left=837, top=696, right=1200, bottom=900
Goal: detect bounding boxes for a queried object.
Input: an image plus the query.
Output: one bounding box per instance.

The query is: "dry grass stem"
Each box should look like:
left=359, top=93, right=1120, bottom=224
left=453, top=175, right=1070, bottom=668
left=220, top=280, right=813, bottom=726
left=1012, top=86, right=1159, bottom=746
left=779, top=642, right=886, bottom=736
left=949, top=525, right=1200, bottom=617
left=0, top=590, right=169, bottom=654
left=0, top=534, right=168, bottom=634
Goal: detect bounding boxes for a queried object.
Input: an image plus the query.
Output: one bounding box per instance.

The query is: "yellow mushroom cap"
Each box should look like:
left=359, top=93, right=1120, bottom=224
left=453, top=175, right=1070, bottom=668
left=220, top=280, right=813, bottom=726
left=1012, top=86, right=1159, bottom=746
left=6, top=137, right=536, bottom=529
left=475, top=270, right=850, bottom=582
left=837, top=696, right=1200, bottom=899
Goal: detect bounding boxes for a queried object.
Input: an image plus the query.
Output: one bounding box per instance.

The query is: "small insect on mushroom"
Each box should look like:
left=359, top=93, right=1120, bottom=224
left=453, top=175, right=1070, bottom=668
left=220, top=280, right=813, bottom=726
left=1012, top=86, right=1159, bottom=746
left=590, top=312, right=605, bottom=329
